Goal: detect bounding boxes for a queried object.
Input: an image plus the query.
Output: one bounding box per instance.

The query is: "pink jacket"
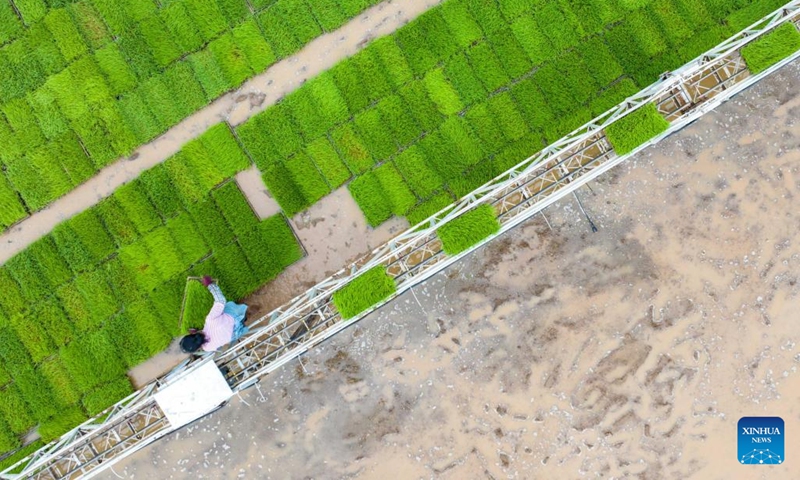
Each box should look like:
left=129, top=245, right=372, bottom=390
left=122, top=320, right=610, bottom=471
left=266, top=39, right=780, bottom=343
left=201, top=284, right=234, bottom=351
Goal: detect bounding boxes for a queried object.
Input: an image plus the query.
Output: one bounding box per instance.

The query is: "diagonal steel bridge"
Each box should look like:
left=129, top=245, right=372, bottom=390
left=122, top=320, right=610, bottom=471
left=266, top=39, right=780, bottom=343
left=4, top=3, right=800, bottom=478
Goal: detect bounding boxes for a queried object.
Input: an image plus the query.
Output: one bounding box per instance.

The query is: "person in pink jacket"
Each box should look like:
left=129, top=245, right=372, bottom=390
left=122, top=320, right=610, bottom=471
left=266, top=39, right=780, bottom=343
left=179, top=276, right=249, bottom=353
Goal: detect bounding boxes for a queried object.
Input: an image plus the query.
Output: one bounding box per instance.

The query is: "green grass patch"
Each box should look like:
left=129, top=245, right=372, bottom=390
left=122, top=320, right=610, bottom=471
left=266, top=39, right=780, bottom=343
left=256, top=6, right=300, bottom=59
left=741, top=23, right=800, bottom=74
left=209, top=32, right=252, bottom=88
left=8, top=312, right=53, bottom=363
left=369, top=36, right=413, bottom=88
left=181, top=140, right=227, bottom=190
left=5, top=248, right=50, bottom=302
left=465, top=102, right=507, bottom=156
left=0, top=270, right=26, bottom=319
left=605, top=103, right=670, bottom=155
left=437, top=204, right=500, bottom=255
left=330, top=60, right=371, bottom=114
left=0, top=1, right=22, bottom=45
left=164, top=62, right=208, bottom=118
left=306, top=72, right=350, bottom=127
left=332, top=266, right=396, bottom=319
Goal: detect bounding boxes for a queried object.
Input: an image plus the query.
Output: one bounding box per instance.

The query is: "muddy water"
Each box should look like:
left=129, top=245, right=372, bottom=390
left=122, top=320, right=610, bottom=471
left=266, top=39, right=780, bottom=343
left=234, top=166, right=281, bottom=220
left=0, top=0, right=443, bottom=263
left=107, top=61, right=800, bottom=480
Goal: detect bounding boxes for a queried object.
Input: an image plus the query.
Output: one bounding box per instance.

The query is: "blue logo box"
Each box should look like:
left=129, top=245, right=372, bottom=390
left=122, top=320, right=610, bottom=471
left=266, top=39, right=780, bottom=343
left=738, top=416, right=784, bottom=465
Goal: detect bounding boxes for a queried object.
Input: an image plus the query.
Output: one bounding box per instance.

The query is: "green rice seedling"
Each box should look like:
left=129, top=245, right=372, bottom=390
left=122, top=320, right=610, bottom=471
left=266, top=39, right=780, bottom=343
left=374, top=163, right=416, bottom=216
left=353, top=108, right=398, bottom=162
left=5, top=155, right=58, bottom=212
left=439, top=0, right=483, bottom=49
left=165, top=155, right=206, bottom=207
left=117, top=30, right=160, bottom=79
left=35, top=296, right=75, bottom=348
left=577, top=36, right=624, bottom=87
left=61, top=328, right=126, bottom=391
left=251, top=0, right=278, bottom=10
left=160, top=0, right=204, bottom=53
left=0, top=0, right=22, bottom=45
left=376, top=94, right=422, bottom=148
left=417, top=129, right=462, bottom=182
left=258, top=214, right=302, bottom=268
left=187, top=196, right=235, bottom=250
left=39, top=406, right=87, bottom=442
left=306, top=72, right=350, bottom=127
left=214, top=241, right=258, bottom=300
left=440, top=116, right=484, bottom=168
left=674, top=25, right=729, bottom=68
left=38, top=357, right=81, bottom=406
left=54, top=131, right=94, bottom=186
left=14, top=0, right=45, bottom=24
left=140, top=165, right=183, bottom=220
left=406, top=191, right=455, bottom=226
left=332, top=266, right=395, bottom=319
left=605, top=103, right=669, bottom=155
left=397, top=80, right=444, bottom=133
left=117, top=0, right=158, bottom=23
left=8, top=312, right=54, bottom=362
left=56, top=281, right=93, bottom=330
left=90, top=0, right=133, bottom=34
left=0, top=384, right=35, bottom=435
left=256, top=7, right=301, bottom=59
left=590, top=78, right=639, bottom=117
left=164, top=62, right=208, bottom=117
left=140, top=75, right=183, bottom=132
left=488, top=26, right=533, bottom=79
left=465, top=102, right=508, bottom=157
left=331, top=60, right=371, bottom=114
left=283, top=90, right=329, bottom=142
left=464, top=0, right=504, bottom=35
left=726, top=1, right=785, bottom=32
left=0, top=326, right=33, bottom=375
left=49, top=218, right=92, bottom=274
left=74, top=269, right=120, bottom=329
left=88, top=45, right=135, bottom=95
left=450, top=161, right=494, bottom=199
left=0, top=418, right=20, bottom=452
left=82, top=376, right=133, bottom=416
left=167, top=214, right=209, bottom=266
left=532, top=64, right=577, bottom=116
left=648, top=1, right=693, bottom=46
left=395, top=19, right=438, bottom=77
left=330, top=123, right=374, bottom=174
left=0, top=270, right=25, bottom=319
left=96, top=197, right=140, bottom=247
left=543, top=106, right=591, bottom=143
left=0, top=440, right=44, bottom=472
left=232, top=19, right=276, bottom=73
left=625, top=9, right=668, bottom=58
left=2, top=35, right=43, bottom=97
left=369, top=36, right=413, bottom=88
left=112, top=300, right=170, bottom=361
left=509, top=77, right=555, bottom=131
left=349, top=171, right=393, bottom=226
left=66, top=209, right=117, bottom=268
left=180, top=141, right=227, bottom=189
left=238, top=222, right=279, bottom=281
left=114, top=181, right=162, bottom=236
left=418, top=9, right=459, bottom=62
left=185, top=0, right=227, bottom=41
left=424, top=68, right=464, bottom=116
left=279, top=0, right=323, bottom=46
left=200, top=123, right=251, bottom=177
left=236, top=115, right=280, bottom=170
left=104, top=256, right=143, bottom=305
left=73, top=115, right=118, bottom=168
left=497, top=0, right=532, bottom=20
left=217, top=0, right=249, bottom=26
left=69, top=1, right=111, bottom=50
left=69, top=56, right=114, bottom=109
left=0, top=362, right=9, bottom=387
left=286, top=152, right=330, bottom=204
left=118, top=91, right=160, bottom=144
left=181, top=279, right=213, bottom=334
left=535, top=2, right=582, bottom=52
left=393, top=145, right=443, bottom=199
left=5, top=248, right=50, bottom=302
left=188, top=255, right=220, bottom=285
left=2, top=98, right=45, bottom=153
left=487, top=91, right=529, bottom=142
left=144, top=227, right=185, bottom=281
left=27, top=22, right=66, bottom=78
left=306, top=137, right=351, bottom=189
left=43, top=8, right=88, bottom=62
left=189, top=49, right=231, bottom=101
left=338, top=0, right=375, bottom=17
left=467, top=42, right=510, bottom=93
left=213, top=182, right=259, bottom=237
left=27, top=235, right=71, bottom=288
left=437, top=204, right=500, bottom=255
left=0, top=174, right=27, bottom=229
left=0, top=115, right=22, bottom=163
left=443, top=52, right=489, bottom=107
left=741, top=23, right=800, bottom=74
left=209, top=32, right=252, bottom=88
left=260, top=104, right=304, bottom=158
left=568, top=0, right=624, bottom=35
left=309, top=0, right=347, bottom=31
left=13, top=364, right=61, bottom=421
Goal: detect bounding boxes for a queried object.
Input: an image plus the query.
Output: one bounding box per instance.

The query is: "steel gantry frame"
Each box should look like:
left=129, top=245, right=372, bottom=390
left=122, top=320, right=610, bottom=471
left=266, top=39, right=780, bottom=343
left=4, top=2, right=800, bottom=478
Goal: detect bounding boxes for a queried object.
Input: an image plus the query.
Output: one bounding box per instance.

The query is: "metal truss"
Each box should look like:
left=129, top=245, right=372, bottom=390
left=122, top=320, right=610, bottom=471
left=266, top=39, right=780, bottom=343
left=4, top=2, right=800, bottom=478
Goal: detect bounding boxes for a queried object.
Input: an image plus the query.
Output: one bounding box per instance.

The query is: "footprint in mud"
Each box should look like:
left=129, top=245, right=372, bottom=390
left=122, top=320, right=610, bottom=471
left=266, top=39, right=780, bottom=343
left=339, top=381, right=371, bottom=403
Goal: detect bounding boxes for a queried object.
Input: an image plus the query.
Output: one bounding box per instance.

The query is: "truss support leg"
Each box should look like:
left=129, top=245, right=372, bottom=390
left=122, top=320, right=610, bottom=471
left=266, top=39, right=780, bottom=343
left=540, top=211, right=554, bottom=232
left=573, top=191, right=598, bottom=233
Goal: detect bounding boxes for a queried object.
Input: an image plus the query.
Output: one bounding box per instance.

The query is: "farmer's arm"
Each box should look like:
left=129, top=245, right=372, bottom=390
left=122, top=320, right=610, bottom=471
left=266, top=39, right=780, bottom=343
left=207, top=282, right=226, bottom=318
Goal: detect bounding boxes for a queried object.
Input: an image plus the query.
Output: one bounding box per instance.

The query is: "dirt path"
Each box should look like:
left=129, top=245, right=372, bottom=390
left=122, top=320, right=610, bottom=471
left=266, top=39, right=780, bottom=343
left=108, top=60, right=800, bottom=480
left=0, top=0, right=442, bottom=264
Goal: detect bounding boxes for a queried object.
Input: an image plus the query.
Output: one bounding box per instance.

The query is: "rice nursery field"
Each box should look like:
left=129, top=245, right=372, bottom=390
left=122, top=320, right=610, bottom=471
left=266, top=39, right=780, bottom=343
left=0, top=0, right=794, bottom=465
left=0, top=0, right=386, bottom=232
left=0, top=124, right=303, bottom=460
left=238, top=0, right=788, bottom=227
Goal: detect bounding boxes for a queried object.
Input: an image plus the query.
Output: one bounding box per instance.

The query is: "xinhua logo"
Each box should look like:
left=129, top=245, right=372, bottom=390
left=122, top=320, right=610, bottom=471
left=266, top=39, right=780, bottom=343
left=738, top=417, right=784, bottom=465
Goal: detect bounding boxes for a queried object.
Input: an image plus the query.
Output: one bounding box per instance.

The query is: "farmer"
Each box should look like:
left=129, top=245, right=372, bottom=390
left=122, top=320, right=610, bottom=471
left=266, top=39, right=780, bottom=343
left=179, top=276, right=249, bottom=353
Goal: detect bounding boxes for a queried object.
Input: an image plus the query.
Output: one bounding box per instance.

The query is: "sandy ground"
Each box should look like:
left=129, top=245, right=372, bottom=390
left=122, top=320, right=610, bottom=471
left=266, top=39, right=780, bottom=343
left=107, top=61, right=800, bottom=479
left=0, top=0, right=442, bottom=263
